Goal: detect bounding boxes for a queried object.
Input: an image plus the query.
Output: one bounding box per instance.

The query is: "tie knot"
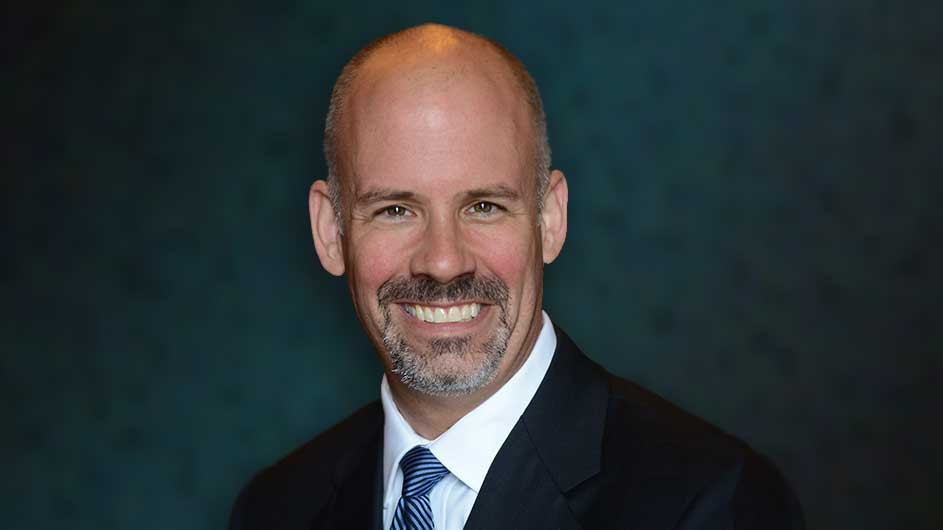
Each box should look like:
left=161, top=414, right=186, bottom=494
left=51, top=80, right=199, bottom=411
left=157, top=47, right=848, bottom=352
left=399, top=446, right=449, bottom=498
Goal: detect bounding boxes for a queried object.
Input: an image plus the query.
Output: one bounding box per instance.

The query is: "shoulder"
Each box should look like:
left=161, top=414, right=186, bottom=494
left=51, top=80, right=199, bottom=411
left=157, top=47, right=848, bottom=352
left=596, top=373, right=804, bottom=528
left=250, top=400, right=382, bottom=494
left=229, top=401, right=383, bottom=530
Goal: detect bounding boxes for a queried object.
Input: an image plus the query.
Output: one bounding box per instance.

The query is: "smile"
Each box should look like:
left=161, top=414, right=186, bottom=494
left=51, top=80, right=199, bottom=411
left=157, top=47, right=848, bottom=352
left=403, top=303, right=481, bottom=323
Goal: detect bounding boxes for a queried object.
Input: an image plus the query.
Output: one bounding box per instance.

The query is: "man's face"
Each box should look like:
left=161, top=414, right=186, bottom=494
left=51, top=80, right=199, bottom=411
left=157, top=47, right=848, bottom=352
left=331, top=57, right=552, bottom=396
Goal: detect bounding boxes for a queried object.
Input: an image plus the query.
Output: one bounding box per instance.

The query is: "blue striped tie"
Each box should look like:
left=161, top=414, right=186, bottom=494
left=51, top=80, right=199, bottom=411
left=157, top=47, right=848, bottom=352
left=390, top=445, right=450, bottom=530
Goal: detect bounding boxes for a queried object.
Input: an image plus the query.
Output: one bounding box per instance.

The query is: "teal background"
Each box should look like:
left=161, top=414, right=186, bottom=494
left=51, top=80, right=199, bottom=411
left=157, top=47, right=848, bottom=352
left=4, top=2, right=941, bottom=529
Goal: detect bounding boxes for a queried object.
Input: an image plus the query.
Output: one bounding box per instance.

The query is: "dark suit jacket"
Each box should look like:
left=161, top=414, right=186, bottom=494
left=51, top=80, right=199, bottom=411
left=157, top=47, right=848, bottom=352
left=230, top=327, right=804, bottom=529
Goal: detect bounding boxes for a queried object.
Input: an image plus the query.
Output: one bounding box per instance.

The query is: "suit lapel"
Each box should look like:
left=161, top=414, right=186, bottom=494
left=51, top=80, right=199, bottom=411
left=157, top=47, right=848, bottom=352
left=462, top=421, right=582, bottom=530
left=464, top=327, right=610, bottom=530
left=314, top=423, right=384, bottom=530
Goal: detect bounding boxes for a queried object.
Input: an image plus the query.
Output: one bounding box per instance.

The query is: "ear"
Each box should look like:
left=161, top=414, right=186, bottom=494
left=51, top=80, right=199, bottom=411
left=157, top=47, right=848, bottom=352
left=540, top=169, right=568, bottom=264
left=308, top=180, right=346, bottom=276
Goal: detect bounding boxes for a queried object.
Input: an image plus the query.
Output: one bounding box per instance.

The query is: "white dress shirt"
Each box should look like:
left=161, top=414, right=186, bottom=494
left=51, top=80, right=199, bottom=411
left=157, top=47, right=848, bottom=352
left=380, top=311, right=557, bottom=530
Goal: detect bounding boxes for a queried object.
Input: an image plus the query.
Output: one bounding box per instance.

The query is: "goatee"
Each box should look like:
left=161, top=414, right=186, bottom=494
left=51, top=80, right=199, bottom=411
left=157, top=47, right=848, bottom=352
left=377, top=274, right=510, bottom=396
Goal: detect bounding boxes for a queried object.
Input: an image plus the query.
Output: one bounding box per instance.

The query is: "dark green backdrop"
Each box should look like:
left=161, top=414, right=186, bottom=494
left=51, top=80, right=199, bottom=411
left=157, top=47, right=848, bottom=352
left=4, top=2, right=941, bottom=529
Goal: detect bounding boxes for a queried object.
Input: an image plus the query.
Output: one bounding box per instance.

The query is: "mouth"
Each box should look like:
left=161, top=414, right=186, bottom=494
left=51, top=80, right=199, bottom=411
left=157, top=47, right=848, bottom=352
left=401, top=302, right=483, bottom=324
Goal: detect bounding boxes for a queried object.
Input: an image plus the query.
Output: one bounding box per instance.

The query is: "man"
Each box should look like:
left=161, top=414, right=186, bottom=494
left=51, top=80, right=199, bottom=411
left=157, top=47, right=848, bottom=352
left=230, top=23, right=804, bottom=530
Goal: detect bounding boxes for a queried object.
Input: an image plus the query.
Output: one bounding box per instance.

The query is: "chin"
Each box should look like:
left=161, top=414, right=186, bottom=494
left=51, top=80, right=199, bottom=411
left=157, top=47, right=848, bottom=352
left=383, top=327, right=510, bottom=396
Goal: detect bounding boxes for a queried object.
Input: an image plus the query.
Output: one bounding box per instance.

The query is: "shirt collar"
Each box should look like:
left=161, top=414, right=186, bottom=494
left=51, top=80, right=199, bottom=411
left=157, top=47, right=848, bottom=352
left=381, top=311, right=557, bottom=494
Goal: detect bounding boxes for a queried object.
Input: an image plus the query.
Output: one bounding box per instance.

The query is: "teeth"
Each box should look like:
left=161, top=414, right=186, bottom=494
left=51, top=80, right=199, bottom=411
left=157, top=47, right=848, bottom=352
left=405, top=303, right=482, bottom=323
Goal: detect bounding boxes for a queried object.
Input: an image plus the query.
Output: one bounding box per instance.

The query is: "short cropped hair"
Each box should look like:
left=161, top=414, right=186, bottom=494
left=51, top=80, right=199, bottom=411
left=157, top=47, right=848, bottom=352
left=323, top=24, right=552, bottom=222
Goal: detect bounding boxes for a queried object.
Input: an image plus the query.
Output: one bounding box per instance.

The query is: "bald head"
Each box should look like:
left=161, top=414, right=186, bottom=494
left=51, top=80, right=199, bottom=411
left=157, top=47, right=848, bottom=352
left=323, top=24, right=551, bottom=219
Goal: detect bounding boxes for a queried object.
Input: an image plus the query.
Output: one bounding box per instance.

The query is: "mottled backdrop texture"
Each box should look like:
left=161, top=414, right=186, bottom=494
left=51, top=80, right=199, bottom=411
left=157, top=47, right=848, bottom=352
left=3, top=1, right=941, bottom=529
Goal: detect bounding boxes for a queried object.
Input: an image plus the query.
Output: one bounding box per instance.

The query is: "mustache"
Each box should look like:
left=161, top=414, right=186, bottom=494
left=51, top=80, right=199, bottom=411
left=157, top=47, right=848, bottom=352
left=377, top=274, right=509, bottom=307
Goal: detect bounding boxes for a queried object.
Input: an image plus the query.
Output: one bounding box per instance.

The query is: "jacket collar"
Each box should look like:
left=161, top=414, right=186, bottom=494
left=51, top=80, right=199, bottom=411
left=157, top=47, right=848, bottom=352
left=313, top=413, right=384, bottom=530
left=463, top=326, right=610, bottom=530
left=521, top=326, right=609, bottom=491
left=318, top=325, right=609, bottom=530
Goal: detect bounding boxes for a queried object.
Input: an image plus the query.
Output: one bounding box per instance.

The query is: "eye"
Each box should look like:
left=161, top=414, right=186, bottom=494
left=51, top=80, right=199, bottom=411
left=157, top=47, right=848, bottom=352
left=381, top=205, right=410, bottom=218
left=469, top=201, right=497, bottom=215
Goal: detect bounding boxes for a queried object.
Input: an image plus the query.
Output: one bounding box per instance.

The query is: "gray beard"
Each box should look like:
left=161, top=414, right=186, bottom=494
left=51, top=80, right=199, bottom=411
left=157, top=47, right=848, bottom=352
left=376, top=274, right=511, bottom=396
left=381, top=305, right=511, bottom=396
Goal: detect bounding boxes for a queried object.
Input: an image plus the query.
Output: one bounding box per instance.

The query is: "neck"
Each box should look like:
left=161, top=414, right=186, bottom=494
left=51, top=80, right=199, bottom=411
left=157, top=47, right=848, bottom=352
left=387, top=310, right=545, bottom=439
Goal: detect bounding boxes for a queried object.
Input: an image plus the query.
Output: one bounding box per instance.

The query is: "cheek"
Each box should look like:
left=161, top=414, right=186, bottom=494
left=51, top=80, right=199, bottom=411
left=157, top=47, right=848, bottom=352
left=467, top=224, right=539, bottom=293
left=349, top=234, right=406, bottom=303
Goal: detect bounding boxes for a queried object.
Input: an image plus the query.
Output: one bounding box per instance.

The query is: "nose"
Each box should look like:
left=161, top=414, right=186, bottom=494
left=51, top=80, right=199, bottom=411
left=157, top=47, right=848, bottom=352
left=409, top=215, right=475, bottom=284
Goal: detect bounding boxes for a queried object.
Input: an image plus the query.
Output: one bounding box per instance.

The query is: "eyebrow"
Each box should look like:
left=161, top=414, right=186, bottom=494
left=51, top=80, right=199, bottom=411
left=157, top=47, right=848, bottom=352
left=460, top=185, right=522, bottom=202
left=353, top=184, right=523, bottom=207
left=354, top=188, right=420, bottom=207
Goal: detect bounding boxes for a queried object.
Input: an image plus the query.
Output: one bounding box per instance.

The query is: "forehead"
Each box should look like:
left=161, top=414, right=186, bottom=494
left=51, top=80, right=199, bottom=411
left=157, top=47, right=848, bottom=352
left=341, top=47, right=535, bottom=198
